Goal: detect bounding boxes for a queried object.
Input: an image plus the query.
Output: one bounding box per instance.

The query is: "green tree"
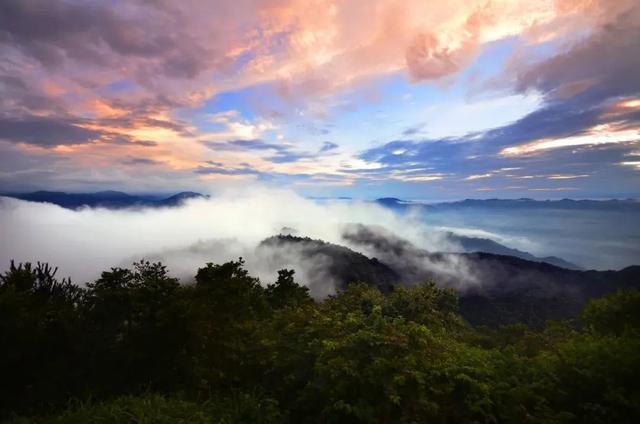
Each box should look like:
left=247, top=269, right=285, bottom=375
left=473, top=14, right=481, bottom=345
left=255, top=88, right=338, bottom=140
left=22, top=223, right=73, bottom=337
left=265, top=269, right=312, bottom=309
left=190, top=259, right=269, bottom=393
left=84, top=261, right=189, bottom=395
left=0, top=262, right=84, bottom=415
left=581, top=289, right=640, bottom=335
left=384, top=282, right=464, bottom=331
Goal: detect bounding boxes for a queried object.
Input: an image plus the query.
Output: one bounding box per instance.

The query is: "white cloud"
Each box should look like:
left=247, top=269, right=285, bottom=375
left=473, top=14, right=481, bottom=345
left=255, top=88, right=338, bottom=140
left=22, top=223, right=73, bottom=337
left=0, top=186, right=460, bottom=296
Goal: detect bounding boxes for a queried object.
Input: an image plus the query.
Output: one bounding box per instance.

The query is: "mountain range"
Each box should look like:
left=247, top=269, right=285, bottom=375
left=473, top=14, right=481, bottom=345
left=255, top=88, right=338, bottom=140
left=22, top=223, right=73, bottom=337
left=264, top=230, right=640, bottom=327
left=3, top=190, right=638, bottom=327
left=444, top=231, right=581, bottom=269
left=3, top=191, right=626, bottom=270
left=0, top=190, right=206, bottom=209
left=5, top=191, right=638, bottom=211
left=376, top=197, right=640, bottom=211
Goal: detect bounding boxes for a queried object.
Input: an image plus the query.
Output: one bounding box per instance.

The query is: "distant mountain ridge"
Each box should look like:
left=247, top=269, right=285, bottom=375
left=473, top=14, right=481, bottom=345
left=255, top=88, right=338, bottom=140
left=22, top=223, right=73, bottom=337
left=375, top=197, right=640, bottom=211
left=5, top=191, right=637, bottom=211
left=444, top=232, right=582, bottom=270
left=1, top=190, right=206, bottom=209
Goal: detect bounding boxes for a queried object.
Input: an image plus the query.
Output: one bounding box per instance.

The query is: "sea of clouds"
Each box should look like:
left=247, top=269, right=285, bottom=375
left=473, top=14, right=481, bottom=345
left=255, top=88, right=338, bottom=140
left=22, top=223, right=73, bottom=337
left=2, top=186, right=639, bottom=296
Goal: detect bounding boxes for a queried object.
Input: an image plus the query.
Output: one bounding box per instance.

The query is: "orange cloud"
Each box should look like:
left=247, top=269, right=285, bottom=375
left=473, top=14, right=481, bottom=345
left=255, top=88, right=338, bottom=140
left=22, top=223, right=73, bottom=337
left=41, top=80, right=67, bottom=97
left=6, top=0, right=634, bottom=114
left=243, top=0, right=624, bottom=100
left=3, top=0, right=636, bottom=191
left=85, top=100, right=128, bottom=119
left=501, top=124, right=640, bottom=156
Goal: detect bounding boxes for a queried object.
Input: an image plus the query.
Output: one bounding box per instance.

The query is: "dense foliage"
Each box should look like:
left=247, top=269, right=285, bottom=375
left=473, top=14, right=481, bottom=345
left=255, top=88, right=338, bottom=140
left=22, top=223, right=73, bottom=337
left=1, top=259, right=638, bottom=423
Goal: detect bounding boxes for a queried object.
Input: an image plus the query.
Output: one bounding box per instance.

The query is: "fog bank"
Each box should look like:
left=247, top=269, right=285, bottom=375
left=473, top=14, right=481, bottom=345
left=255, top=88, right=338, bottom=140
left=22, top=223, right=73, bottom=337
left=0, top=187, right=459, bottom=295
left=2, top=187, right=638, bottom=297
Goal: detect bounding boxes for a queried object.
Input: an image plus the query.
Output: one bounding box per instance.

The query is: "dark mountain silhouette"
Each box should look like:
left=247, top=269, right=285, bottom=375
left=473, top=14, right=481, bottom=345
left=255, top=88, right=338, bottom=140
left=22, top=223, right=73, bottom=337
left=270, top=228, right=640, bottom=327
left=1, top=191, right=206, bottom=209
left=375, top=197, right=411, bottom=208
left=160, top=191, right=206, bottom=206
left=439, top=198, right=640, bottom=211
left=445, top=232, right=582, bottom=269
left=375, top=197, right=640, bottom=212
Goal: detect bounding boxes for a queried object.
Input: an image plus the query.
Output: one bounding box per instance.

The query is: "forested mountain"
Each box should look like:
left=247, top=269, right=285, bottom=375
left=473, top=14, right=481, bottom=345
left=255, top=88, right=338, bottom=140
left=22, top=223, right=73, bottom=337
left=267, top=231, right=640, bottom=327
left=259, top=235, right=399, bottom=293
left=1, top=258, right=638, bottom=423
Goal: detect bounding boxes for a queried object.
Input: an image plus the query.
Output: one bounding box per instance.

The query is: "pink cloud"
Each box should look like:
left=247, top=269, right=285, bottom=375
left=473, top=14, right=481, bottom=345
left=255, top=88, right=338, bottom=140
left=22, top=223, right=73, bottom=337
left=1, top=0, right=636, bottom=189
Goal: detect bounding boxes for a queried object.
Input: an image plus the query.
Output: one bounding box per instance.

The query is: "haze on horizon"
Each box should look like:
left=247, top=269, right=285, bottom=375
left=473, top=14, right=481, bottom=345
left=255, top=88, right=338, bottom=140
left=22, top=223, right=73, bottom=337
left=0, top=0, right=639, bottom=199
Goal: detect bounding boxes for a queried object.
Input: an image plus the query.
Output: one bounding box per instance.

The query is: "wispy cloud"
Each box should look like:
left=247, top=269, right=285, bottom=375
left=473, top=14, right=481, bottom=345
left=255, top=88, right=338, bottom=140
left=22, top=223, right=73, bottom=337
left=500, top=125, right=640, bottom=156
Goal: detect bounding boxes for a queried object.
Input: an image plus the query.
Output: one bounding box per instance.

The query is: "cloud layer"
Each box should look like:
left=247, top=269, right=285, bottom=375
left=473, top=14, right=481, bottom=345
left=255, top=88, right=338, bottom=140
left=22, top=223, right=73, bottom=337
left=0, top=187, right=458, bottom=294
left=3, top=187, right=638, bottom=299
left=0, top=0, right=638, bottom=197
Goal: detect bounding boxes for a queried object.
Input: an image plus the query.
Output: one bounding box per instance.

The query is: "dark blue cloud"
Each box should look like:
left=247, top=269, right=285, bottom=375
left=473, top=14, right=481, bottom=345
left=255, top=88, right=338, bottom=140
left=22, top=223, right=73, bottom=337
left=224, top=139, right=286, bottom=151
left=203, top=138, right=338, bottom=164
left=193, top=163, right=352, bottom=188
left=268, top=151, right=316, bottom=164
left=0, top=115, right=102, bottom=146
left=514, top=5, right=640, bottom=105
left=104, top=136, right=158, bottom=147
left=319, top=141, right=338, bottom=153
left=401, top=124, right=425, bottom=136
left=357, top=106, right=639, bottom=183
left=359, top=93, right=628, bottom=171
left=123, top=157, right=161, bottom=166
left=194, top=164, right=264, bottom=176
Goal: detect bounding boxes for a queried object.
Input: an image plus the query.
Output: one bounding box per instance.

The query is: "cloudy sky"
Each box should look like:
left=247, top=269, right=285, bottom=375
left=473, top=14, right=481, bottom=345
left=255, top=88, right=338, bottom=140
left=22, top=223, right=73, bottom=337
left=0, top=0, right=639, bottom=199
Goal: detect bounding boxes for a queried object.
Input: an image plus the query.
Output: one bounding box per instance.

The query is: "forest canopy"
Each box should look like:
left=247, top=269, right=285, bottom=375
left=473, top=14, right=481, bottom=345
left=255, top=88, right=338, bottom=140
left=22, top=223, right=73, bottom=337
left=1, top=259, right=639, bottom=423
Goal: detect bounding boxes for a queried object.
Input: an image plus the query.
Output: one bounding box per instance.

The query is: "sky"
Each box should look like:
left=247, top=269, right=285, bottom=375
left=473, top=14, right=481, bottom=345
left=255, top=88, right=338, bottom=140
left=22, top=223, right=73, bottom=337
left=0, top=0, right=639, bottom=199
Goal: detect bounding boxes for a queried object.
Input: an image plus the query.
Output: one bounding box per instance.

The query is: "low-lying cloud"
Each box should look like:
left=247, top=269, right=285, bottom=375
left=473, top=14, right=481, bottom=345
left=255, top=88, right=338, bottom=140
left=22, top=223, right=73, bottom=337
left=0, top=187, right=462, bottom=296
left=2, top=187, right=638, bottom=297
